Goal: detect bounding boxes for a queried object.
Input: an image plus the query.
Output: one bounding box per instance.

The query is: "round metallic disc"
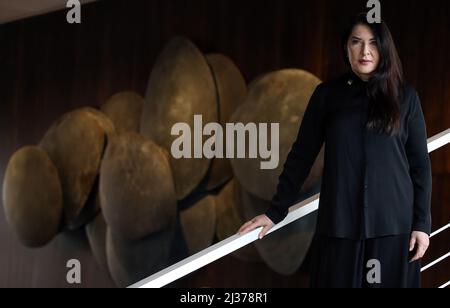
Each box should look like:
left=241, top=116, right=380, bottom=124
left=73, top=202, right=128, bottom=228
left=205, top=54, right=247, bottom=191
left=180, top=195, right=216, bottom=255
left=100, top=92, right=144, bottom=134
left=80, top=107, right=116, bottom=138
left=67, top=180, right=102, bottom=230
left=106, top=227, right=174, bottom=288
left=85, top=211, right=108, bottom=272
left=2, top=146, right=63, bottom=247
left=240, top=187, right=317, bottom=276
left=140, top=37, right=218, bottom=200
left=68, top=107, right=114, bottom=230
left=229, top=69, right=324, bottom=201
left=205, top=160, right=232, bottom=193
left=215, top=179, right=262, bottom=263
left=40, top=109, right=108, bottom=228
left=215, top=180, right=242, bottom=241
left=100, top=132, right=177, bottom=240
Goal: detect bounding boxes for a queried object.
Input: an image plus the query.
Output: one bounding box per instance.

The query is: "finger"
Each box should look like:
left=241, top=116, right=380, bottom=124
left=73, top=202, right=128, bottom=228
left=409, top=236, right=416, bottom=252
left=238, top=221, right=253, bottom=234
left=410, top=251, right=420, bottom=263
left=258, top=225, right=271, bottom=239
left=417, top=245, right=427, bottom=259
left=240, top=221, right=259, bottom=235
left=410, top=247, right=425, bottom=263
left=239, top=219, right=257, bottom=233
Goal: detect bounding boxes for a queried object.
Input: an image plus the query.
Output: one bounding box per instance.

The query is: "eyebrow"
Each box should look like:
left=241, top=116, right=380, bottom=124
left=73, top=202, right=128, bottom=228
left=351, top=36, right=377, bottom=41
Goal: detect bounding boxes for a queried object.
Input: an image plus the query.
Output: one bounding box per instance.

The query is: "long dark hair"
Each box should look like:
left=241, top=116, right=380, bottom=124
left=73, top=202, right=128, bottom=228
left=341, top=13, right=404, bottom=136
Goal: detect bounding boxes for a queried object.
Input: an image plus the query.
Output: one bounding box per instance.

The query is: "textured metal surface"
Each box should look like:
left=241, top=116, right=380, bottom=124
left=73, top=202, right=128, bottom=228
left=86, top=212, right=108, bottom=273
left=230, top=69, right=324, bottom=201
left=40, top=109, right=109, bottom=228
left=241, top=187, right=317, bottom=276
left=180, top=195, right=216, bottom=255
left=80, top=107, right=116, bottom=137
left=101, top=92, right=144, bottom=134
left=205, top=54, right=247, bottom=191
left=141, top=37, right=218, bottom=200
left=106, top=227, right=174, bottom=288
left=215, top=180, right=262, bottom=263
left=2, top=146, right=63, bottom=247
left=100, top=132, right=177, bottom=240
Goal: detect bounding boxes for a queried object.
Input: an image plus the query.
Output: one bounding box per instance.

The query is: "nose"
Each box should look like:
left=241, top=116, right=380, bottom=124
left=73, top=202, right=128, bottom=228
left=362, top=43, right=371, bottom=56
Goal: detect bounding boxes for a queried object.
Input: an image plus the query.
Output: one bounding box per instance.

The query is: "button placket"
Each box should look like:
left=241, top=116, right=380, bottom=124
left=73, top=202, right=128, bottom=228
left=362, top=125, right=370, bottom=238
left=363, top=130, right=369, bottom=208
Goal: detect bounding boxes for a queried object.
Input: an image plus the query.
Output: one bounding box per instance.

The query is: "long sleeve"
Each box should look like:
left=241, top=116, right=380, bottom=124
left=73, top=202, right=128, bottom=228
left=265, top=84, right=326, bottom=224
left=405, top=90, right=432, bottom=235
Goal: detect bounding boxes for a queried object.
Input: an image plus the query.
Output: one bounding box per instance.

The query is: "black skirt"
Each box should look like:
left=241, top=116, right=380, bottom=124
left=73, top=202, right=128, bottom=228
left=309, top=234, right=421, bottom=288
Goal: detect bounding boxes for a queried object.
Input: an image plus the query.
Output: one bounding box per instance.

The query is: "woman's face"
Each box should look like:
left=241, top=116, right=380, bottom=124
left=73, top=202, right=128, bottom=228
left=346, top=24, right=380, bottom=81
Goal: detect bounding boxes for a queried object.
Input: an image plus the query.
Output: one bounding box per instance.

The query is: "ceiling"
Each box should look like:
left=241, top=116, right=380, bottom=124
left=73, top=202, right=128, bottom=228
left=0, top=0, right=97, bottom=24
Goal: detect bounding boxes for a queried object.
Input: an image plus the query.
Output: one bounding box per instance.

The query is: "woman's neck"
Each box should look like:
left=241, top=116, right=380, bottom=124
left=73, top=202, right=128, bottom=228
left=353, top=71, right=371, bottom=82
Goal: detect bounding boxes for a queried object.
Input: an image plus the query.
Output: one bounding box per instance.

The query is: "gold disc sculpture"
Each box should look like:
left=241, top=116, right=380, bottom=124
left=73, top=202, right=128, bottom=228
left=229, top=69, right=324, bottom=201
left=180, top=195, right=216, bottom=255
left=215, top=179, right=262, bottom=262
left=85, top=211, right=108, bottom=272
left=106, top=227, right=174, bottom=288
left=140, top=37, right=218, bottom=200
left=79, top=107, right=116, bottom=138
left=39, top=108, right=113, bottom=229
left=3, top=146, right=63, bottom=247
left=100, top=92, right=144, bottom=134
left=205, top=54, right=247, bottom=191
left=99, top=132, right=177, bottom=240
left=241, top=187, right=317, bottom=275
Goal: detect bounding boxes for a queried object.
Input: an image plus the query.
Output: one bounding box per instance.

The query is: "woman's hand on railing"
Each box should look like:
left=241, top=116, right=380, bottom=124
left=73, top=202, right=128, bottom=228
left=238, top=215, right=275, bottom=239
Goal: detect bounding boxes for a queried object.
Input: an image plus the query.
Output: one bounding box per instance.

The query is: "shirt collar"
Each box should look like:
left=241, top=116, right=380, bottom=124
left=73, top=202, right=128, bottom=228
left=347, top=70, right=369, bottom=87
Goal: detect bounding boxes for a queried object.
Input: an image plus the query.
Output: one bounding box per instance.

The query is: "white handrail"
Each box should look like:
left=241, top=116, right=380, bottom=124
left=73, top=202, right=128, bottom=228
left=439, top=280, right=450, bottom=289
left=129, top=195, right=319, bottom=288
left=430, top=223, right=450, bottom=238
left=427, top=128, right=450, bottom=153
left=421, top=252, right=450, bottom=272
left=131, top=128, right=450, bottom=288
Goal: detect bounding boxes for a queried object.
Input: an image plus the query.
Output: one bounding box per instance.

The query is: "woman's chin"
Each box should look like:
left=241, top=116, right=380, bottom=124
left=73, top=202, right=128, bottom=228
left=355, top=67, right=376, bottom=76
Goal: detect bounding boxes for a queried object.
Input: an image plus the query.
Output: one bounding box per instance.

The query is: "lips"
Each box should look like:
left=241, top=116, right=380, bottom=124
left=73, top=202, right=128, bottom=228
left=359, top=60, right=373, bottom=64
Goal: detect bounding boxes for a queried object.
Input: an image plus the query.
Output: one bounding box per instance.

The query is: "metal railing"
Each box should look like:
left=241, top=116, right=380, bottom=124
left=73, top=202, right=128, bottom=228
left=130, top=128, right=450, bottom=289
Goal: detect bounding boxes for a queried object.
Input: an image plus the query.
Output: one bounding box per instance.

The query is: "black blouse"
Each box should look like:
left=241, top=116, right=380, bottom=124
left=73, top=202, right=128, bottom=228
left=265, top=71, right=432, bottom=240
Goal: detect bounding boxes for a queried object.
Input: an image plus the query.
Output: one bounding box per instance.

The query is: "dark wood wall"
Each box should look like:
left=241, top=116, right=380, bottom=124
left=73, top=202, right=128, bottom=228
left=0, top=0, right=449, bottom=288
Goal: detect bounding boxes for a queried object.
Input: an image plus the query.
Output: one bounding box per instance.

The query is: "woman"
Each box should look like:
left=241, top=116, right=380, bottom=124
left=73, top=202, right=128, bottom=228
left=238, top=13, right=432, bottom=288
